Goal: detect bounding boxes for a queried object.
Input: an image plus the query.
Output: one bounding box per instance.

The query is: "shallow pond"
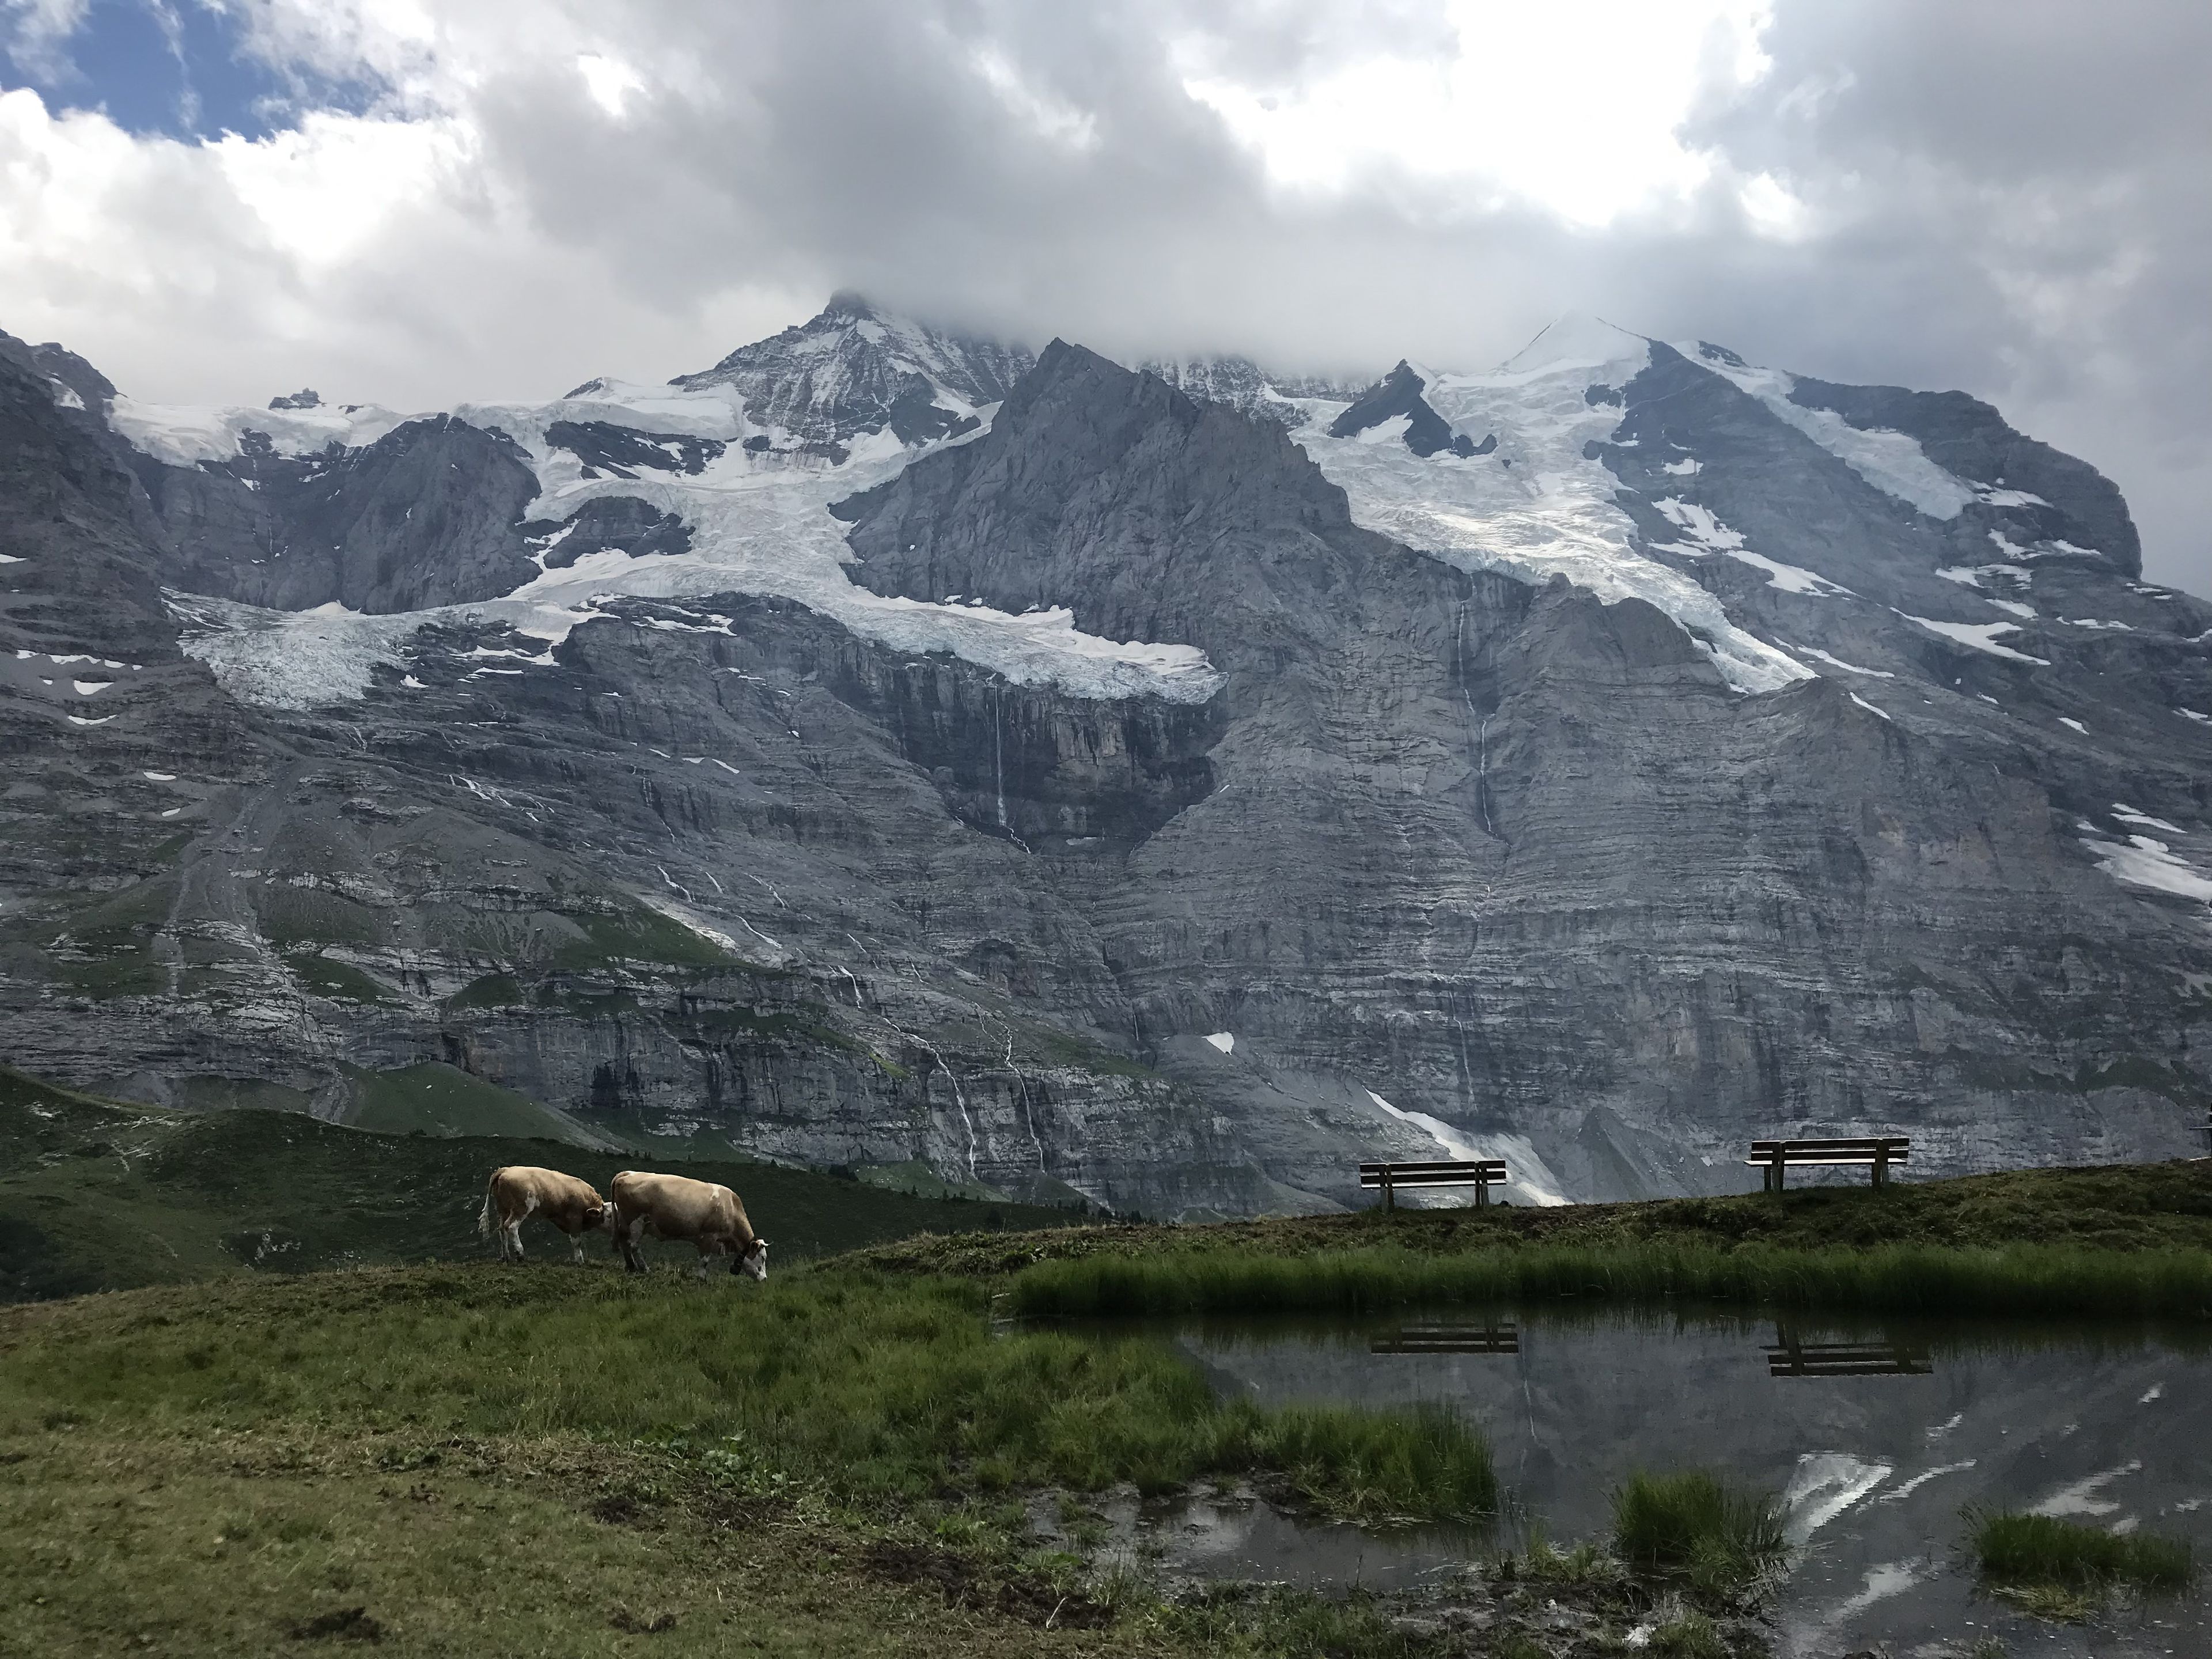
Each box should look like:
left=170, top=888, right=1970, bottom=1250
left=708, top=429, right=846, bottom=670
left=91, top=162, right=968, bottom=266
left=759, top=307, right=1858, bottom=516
left=1081, top=1306, right=2210, bottom=1656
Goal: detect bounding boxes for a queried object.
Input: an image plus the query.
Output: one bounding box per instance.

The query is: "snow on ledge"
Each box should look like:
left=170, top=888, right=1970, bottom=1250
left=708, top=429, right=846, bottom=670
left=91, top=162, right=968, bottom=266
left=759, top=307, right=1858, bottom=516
left=1681, top=346, right=1975, bottom=520
left=2086, top=833, right=2212, bottom=903
left=1900, top=614, right=2050, bottom=665
left=1202, top=1032, right=1235, bottom=1054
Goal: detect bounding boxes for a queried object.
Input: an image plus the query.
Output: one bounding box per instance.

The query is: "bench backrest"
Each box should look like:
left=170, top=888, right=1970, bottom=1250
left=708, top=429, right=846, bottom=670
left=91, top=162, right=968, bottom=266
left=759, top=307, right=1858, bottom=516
left=1749, top=1137, right=1910, bottom=1161
left=1358, top=1159, right=1506, bottom=1187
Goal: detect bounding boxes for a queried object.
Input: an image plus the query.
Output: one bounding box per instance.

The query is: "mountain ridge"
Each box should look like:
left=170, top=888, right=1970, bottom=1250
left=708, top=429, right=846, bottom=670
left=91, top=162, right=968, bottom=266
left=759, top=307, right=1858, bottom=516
left=1, top=297, right=2206, bottom=1214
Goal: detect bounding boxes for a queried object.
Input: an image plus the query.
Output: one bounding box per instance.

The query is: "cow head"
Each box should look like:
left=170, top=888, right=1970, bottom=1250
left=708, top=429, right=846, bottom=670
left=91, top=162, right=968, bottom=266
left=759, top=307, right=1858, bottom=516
left=584, top=1202, right=614, bottom=1233
left=733, top=1237, right=770, bottom=1281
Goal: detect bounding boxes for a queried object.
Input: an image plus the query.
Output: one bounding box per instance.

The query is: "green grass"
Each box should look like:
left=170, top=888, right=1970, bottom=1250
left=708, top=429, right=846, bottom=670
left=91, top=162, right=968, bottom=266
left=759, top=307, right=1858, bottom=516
left=1969, top=1508, right=2194, bottom=1599
left=285, top=949, right=400, bottom=1005
left=0, top=1091, right=1083, bottom=1303
left=1649, top=1609, right=1730, bottom=1657
left=0, top=1265, right=1491, bottom=1527
left=1611, top=1470, right=1787, bottom=1603
left=444, top=970, right=525, bottom=1009
left=1006, top=1239, right=2212, bottom=1322
left=863, top=1158, right=2212, bottom=1281
left=343, top=1059, right=596, bottom=1141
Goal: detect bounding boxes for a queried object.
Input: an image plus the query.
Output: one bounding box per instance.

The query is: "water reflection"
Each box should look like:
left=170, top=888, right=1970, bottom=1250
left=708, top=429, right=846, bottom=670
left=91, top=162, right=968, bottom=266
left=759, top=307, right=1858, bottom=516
left=1081, top=1305, right=2211, bottom=1656
left=1766, top=1326, right=1931, bottom=1377
left=1372, top=1321, right=1520, bottom=1355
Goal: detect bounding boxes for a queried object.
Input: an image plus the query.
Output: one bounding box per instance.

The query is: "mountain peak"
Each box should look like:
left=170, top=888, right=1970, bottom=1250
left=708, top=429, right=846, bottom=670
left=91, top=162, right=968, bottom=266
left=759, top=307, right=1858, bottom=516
left=1496, top=313, right=1649, bottom=377
left=668, top=295, right=1036, bottom=446
left=820, top=289, right=879, bottom=321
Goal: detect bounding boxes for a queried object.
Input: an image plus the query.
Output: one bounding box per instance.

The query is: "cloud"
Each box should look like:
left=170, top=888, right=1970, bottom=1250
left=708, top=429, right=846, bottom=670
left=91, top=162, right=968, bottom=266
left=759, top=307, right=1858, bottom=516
left=0, top=0, right=2206, bottom=588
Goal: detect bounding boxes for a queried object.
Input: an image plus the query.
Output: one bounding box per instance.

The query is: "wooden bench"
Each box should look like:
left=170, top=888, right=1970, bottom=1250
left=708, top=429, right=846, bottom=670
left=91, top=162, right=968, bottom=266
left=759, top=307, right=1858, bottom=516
left=1746, top=1135, right=1909, bottom=1191
left=1359, top=1158, right=1508, bottom=1210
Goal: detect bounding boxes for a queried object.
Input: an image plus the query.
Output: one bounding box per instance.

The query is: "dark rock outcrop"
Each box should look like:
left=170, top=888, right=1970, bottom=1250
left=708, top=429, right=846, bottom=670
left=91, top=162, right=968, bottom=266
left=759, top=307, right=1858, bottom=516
left=134, top=414, right=544, bottom=612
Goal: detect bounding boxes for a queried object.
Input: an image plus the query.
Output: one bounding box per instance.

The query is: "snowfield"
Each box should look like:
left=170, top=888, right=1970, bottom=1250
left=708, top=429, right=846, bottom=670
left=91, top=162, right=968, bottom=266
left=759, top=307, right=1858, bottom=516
left=153, top=377, right=1222, bottom=710
left=1281, top=316, right=1814, bottom=696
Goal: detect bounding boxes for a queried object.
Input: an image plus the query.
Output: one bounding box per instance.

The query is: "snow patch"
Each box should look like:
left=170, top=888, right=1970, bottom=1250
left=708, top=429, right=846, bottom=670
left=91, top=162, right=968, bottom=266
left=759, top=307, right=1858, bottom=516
left=1364, top=1089, right=1569, bottom=1206
left=0, top=552, right=24, bottom=565
left=2063, top=617, right=2133, bottom=631
left=107, top=395, right=411, bottom=464
left=1202, top=1032, right=1235, bottom=1054
left=2086, top=833, right=2212, bottom=902
left=71, top=680, right=110, bottom=695
left=1683, top=348, right=1976, bottom=519
left=1850, top=692, right=1892, bottom=722
left=2116, top=805, right=2188, bottom=838
left=1801, top=648, right=1895, bottom=679
left=142, top=771, right=176, bottom=782
left=635, top=893, right=756, bottom=962
left=65, top=713, right=114, bottom=725
left=1900, top=615, right=2050, bottom=665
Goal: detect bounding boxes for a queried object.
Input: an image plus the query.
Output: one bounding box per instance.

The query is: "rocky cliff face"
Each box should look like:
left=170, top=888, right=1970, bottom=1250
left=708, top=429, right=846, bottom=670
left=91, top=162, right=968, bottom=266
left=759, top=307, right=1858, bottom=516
left=1, top=301, right=2207, bottom=1215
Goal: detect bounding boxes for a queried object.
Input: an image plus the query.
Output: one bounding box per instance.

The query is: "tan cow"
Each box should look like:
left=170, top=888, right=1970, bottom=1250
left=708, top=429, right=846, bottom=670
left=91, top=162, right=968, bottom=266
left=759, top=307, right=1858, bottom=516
left=609, top=1170, right=769, bottom=1281
left=478, top=1165, right=614, bottom=1263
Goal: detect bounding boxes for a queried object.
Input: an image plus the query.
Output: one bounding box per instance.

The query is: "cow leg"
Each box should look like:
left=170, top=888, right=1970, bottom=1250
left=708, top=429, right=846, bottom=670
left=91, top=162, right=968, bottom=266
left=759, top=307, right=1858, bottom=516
left=503, top=1219, right=525, bottom=1262
left=570, top=1232, right=586, bottom=1265
left=619, top=1219, right=646, bottom=1275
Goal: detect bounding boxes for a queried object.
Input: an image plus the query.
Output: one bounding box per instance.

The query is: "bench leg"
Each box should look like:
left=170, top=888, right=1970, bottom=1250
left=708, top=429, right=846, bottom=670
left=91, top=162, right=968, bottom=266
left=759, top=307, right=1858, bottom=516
left=1475, top=1179, right=1488, bottom=1209
left=1774, top=1158, right=1786, bottom=1193
left=1384, top=1175, right=1394, bottom=1213
left=1873, top=1153, right=1889, bottom=1191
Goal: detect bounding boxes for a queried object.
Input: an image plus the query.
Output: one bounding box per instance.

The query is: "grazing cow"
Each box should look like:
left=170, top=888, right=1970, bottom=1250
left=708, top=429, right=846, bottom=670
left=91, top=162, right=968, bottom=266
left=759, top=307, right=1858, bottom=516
left=478, top=1165, right=613, bottom=1263
left=609, top=1170, right=769, bottom=1281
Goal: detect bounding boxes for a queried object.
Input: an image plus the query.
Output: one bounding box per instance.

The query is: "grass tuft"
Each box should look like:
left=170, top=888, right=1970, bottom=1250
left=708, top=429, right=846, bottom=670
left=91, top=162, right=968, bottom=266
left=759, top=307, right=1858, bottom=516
left=1009, top=1240, right=2212, bottom=1322
left=1611, top=1470, right=1786, bottom=1602
left=1969, top=1507, right=2193, bottom=1597
left=1650, top=1609, right=1729, bottom=1658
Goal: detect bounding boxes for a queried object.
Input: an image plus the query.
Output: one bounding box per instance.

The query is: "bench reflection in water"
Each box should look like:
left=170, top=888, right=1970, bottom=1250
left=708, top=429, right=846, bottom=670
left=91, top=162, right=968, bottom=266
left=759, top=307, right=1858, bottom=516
left=1764, top=1325, right=1932, bottom=1377
left=1371, top=1322, right=1521, bottom=1355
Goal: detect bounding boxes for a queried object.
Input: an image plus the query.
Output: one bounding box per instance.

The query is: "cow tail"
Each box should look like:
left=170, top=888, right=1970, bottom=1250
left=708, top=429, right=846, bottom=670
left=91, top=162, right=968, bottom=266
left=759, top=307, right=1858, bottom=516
left=477, top=1169, right=502, bottom=1240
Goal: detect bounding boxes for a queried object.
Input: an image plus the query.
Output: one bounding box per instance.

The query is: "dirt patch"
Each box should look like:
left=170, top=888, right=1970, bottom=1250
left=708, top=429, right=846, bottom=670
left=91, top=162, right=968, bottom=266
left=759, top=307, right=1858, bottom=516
left=288, top=1605, right=383, bottom=1642
left=858, top=1539, right=1111, bottom=1629
left=588, top=1491, right=664, bottom=1528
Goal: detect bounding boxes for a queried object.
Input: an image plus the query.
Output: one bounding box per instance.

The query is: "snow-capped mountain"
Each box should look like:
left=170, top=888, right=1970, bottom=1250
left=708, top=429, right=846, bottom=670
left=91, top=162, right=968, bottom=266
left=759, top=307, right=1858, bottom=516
left=1, top=296, right=2206, bottom=1214
left=667, top=290, right=1035, bottom=449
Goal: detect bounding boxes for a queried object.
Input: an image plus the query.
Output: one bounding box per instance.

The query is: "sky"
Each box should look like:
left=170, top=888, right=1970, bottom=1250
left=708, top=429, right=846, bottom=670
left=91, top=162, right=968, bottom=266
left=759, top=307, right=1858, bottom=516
left=2, top=0, right=2207, bottom=589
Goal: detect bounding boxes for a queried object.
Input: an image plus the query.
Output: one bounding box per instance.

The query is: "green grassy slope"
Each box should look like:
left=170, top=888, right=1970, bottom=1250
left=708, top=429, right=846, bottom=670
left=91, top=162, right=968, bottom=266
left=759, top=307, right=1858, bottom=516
left=0, top=1065, right=1080, bottom=1302
left=0, top=1266, right=1539, bottom=1659
left=853, top=1157, right=2212, bottom=1277
left=342, top=1059, right=615, bottom=1143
